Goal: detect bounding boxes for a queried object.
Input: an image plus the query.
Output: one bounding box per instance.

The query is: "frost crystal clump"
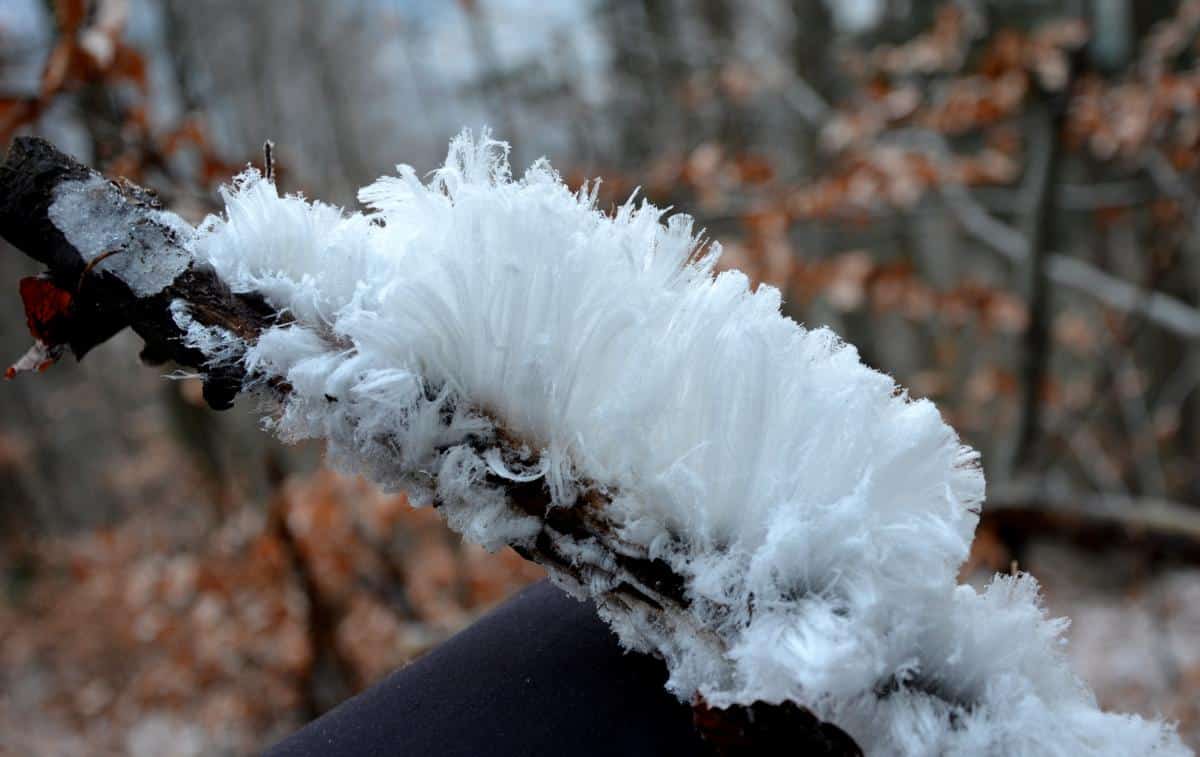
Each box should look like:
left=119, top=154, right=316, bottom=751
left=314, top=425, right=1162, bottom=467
left=188, top=131, right=1187, bottom=756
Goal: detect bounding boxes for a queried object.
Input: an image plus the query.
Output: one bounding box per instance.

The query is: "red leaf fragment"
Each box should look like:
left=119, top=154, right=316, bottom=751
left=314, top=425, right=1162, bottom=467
left=18, top=276, right=75, bottom=346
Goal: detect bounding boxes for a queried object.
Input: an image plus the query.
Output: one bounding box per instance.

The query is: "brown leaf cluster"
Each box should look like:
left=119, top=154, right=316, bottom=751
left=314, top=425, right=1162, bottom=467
left=0, top=469, right=543, bottom=755
left=0, top=0, right=245, bottom=192
left=782, top=250, right=1029, bottom=335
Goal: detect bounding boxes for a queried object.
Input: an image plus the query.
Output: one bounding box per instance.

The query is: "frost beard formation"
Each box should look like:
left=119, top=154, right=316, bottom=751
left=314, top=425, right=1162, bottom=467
left=157, top=133, right=1183, bottom=755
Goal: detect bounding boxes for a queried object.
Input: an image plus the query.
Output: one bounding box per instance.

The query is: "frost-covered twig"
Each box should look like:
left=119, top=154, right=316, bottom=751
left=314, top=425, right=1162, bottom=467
left=1, top=134, right=1190, bottom=756
left=0, top=137, right=275, bottom=404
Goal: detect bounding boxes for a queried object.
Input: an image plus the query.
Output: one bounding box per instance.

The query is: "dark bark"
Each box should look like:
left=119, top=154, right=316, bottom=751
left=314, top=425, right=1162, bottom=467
left=0, top=136, right=276, bottom=408
left=1012, top=70, right=1074, bottom=473
left=694, top=699, right=864, bottom=757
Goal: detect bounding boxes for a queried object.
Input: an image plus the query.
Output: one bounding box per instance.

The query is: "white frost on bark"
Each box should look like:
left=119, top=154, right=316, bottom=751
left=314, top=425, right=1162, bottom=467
left=169, top=299, right=247, bottom=368
left=48, top=176, right=193, bottom=297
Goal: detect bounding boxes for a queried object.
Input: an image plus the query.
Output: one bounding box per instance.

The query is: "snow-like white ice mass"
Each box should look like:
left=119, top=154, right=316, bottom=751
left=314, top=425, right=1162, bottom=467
left=50, top=175, right=194, bottom=296
left=180, top=131, right=1187, bottom=756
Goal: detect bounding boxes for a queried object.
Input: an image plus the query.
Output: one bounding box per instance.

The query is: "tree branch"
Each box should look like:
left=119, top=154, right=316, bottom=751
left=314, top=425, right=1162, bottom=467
left=984, top=492, right=1200, bottom=566
left=1011, top=93, right=1064, bottom=471
left=889, top=128, right=1200, bottom=342
left=0, top=136, right=276, bottom=407
left=0, top=137, right=861, bottom=756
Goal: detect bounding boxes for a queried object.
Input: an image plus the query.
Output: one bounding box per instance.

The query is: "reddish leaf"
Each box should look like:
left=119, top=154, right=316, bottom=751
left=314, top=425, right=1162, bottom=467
left=108, top=44, right=148, bottom=92
left=39, top=40, right=78, bottom=98
left=19, top=276, right=75, bottom=346
left=54, top=0, right=89, bottom=35
left=0, top=99, right=36, bottom=144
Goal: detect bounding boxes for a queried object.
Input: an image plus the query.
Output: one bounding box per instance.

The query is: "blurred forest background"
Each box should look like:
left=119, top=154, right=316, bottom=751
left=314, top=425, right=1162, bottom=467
left=2, top=0, right=1200, bottom=754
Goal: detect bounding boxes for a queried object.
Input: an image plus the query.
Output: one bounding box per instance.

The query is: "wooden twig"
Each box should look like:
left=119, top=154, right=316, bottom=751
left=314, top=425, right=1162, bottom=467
left=1044, top=255, right=1200, bottom=339
left=782, top=75, right=831, bottom=127
left=1011, top=91, right=1065, bottom=472
left=888, top=128, right=1200, bottom=342
left=983, top=493, right=1200, bottom=566
left=263, top=140, right=276, bottom=183
left=1142, top=148, right=1200, bottom=241
left=265, top=470, right=356, bottom=717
